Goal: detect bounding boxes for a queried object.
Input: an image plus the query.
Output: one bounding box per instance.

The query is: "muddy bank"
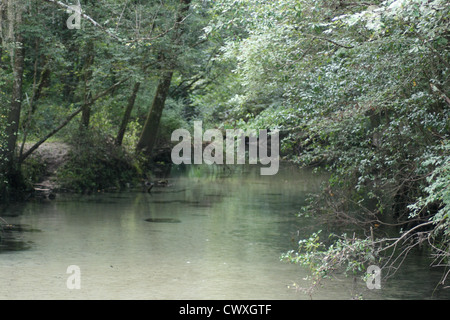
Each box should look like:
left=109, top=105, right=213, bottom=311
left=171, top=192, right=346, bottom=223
left=24, top=141, right=71, bottom=197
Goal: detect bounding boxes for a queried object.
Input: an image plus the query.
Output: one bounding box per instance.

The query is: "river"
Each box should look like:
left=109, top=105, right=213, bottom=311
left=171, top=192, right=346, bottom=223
left=0, top=164, right=449, bottom=300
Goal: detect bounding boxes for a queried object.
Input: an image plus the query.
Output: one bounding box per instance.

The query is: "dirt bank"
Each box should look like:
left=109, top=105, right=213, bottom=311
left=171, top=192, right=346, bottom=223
left=25, top=141, right=71, bottom=191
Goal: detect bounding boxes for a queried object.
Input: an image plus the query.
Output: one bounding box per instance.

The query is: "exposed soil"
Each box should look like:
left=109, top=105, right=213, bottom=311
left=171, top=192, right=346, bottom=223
left=25, top=141, right=71, bottom=191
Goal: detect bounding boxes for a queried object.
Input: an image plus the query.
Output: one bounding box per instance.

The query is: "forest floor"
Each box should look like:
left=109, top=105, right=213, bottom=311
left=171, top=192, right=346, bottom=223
left=25, top=141, right=71, bottom=191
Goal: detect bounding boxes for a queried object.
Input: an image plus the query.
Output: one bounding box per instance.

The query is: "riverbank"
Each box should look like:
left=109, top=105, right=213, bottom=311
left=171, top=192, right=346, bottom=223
left=24, top=141, right=71, bottom=192
left=20, top=137, right=173, bottom=199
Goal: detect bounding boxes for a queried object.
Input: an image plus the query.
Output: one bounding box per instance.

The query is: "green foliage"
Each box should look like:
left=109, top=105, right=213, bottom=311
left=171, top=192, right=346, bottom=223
left=0, top=108, right=9, bottom=197
left=159, top=97, right=190, bottom=142
left=120, top=119, right=143, bottom=153
left=0, top=33, right=12, bottom=197
left=281, top=230, right=379, bottom=295
left=20, top=156, right=47, bottom=186
left=57, top=131, right=140, bottom=193
left=1, top=0, right=213, bottom=199
left=206, top=0, right=449, bottom=208
left=0, top=0, right=449, bottom=293
left=204, top=0, right=450, bottom=292
left=409, top=141, right=450, bottom=236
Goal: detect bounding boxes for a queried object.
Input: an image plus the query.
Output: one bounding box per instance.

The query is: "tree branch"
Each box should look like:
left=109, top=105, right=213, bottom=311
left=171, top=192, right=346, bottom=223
left=130, top=13, right=192, bottom=43
left=430, top=83, right=450, bottom=106
left=306, top=34, right=355, bottom=49
left=19, top=78, right=129, bottom=163
left=42, top=0, right=122, bottom=41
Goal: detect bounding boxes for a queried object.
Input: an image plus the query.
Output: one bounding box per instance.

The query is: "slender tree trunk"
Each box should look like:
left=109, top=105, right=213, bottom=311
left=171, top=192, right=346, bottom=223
left=19, top=57, right=51, bottom=161
left=136, top=72, right=173, bottom=153
left=31, top=67, right=51, bottom=113
left=80, top=95, right=91, bottom=129
left=116, top=82, right=141, bottom=146
left=80, top=41, right=94, bottom=130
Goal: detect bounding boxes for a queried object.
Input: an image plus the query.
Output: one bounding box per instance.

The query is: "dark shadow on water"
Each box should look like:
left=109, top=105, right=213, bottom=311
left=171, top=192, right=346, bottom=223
left=0, top=222, right=40, bottom=253
left=149, top=188, right=188, bottom=194
left=0, top=239, right=32, bottom=252
left=150, top=200, right=199, bottom=205
left=144, top=218, right=181, bottom=223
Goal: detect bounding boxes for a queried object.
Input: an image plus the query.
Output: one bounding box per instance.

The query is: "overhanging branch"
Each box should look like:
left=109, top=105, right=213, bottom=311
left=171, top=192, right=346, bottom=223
left=42, top=0, right=122, bottom=41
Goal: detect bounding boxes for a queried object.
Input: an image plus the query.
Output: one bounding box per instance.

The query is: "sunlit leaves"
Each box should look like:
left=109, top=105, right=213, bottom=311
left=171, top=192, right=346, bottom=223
left=205, top=0, right=450, bottom=291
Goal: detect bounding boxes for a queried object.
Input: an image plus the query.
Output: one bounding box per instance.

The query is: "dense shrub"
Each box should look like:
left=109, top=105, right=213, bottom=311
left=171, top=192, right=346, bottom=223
left=57, top=131, right=141, bottom=193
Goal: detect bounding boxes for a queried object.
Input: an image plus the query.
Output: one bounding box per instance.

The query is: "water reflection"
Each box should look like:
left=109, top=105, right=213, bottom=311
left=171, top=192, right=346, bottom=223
left=0, top=213, right=39, bottom=253
left=0, top=164, right=449, bottom=300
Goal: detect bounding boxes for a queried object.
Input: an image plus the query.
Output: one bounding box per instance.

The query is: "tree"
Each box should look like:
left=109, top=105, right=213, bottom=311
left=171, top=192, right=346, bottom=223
left=115, top=81, right=141, bottom=146
left=136, top=0, right=192, bottom=155
left=204, top=0, right=450, bottom=294
left=0, top=0, right=26, bottom=196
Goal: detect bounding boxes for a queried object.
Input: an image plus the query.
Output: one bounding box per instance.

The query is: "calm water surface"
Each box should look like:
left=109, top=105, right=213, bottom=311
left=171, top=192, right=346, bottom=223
left=0, top=164, right=449, bottom=300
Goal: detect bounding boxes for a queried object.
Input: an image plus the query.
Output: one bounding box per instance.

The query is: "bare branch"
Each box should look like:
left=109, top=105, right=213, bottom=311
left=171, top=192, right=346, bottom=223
left=42, top=0, right=122, bottom=41
left=130, top=13, right=192, bottom=43
left=377, top=221, right=435, bottom=252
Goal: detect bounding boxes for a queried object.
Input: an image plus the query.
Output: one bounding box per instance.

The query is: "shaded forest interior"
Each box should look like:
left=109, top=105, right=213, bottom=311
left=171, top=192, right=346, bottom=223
left=0, top=0, right=449, bottom=294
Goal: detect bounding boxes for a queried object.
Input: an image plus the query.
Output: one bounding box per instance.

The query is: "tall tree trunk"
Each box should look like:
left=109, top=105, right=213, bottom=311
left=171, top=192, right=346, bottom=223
left=5, top=38, right=24, bottom=165
left=136, top=0, right=191, bottom=154
left=1, top=0, right=24, bottom=169
left=116, top=81, right=141, bottom=146
left=80, top=95, right=92, bottom=129
left=0, top=0, right=25, bottom=197
left=80, top=41, right=95, bottom=130
left=136, top=72, right=173, bottom=153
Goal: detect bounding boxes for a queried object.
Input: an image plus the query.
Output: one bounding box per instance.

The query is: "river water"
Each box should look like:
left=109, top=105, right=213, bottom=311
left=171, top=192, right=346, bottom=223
left=0, top=164, right=449, bottom=300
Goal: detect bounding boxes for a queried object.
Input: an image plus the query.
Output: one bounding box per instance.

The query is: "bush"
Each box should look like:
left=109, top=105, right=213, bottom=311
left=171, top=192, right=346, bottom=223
left=57, top=130, right=141, bottom=193
left=21, top=156, right=48, bottom=186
